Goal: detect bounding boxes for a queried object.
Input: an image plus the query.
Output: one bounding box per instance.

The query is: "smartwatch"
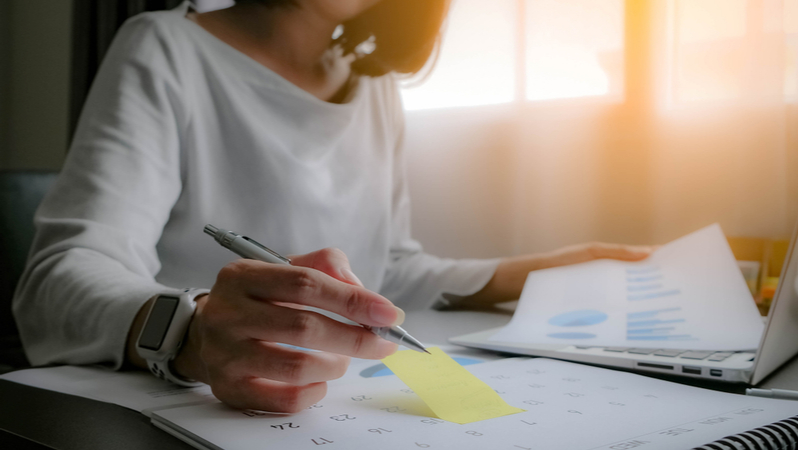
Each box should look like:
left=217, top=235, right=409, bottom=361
left=136, top=287, right=209, bottom=387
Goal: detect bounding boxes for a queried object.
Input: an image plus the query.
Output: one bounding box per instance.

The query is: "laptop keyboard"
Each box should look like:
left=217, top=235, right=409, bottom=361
left=574, top=346, right=736, bottom=362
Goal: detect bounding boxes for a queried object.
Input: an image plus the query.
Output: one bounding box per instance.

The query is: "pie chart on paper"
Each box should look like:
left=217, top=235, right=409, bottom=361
left=546, top=310, right=608, bottom=340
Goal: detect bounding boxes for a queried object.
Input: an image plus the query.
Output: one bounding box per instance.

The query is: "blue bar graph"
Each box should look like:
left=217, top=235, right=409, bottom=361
left=626, top=327, right=675, bottom=334
left=628, top=289, right=681, bottom=301
left=627, top=284, right=663, bottom=292
left=624, top=268, right=694, bottom=342
left=627, top=307, right=681, bottom=319
left=627, top=318, right=685, bottom=327
left=627, top=275, right=664, bottom=282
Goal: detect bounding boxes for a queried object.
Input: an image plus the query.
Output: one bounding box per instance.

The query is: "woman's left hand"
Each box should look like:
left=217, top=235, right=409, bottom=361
left=463, top=242, right=658, bottom=306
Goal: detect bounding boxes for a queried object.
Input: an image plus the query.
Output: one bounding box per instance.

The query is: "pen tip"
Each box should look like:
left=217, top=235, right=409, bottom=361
left=424, top=349, right=431, bottom=354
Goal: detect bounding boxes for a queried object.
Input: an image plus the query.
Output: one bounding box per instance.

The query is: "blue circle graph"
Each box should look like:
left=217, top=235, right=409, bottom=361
left=548, top=309, right=608, bottom=327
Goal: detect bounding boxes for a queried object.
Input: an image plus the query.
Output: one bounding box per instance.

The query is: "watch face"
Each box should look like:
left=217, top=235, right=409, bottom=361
left=139, top=296, right=180, bottom=351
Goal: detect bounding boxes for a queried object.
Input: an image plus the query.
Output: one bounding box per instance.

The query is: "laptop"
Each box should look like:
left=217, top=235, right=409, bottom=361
left=450, top=229, right=798, bottom=384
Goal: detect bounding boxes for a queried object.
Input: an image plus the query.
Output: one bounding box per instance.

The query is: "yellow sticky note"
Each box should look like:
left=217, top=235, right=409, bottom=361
left=381, top=347, right=524, bottom=424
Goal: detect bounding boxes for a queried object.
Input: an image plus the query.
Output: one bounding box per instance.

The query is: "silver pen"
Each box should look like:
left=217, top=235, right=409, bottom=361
left=745, top=388, right=798, bottom=400
left=204, top=224, right=430, bottom=354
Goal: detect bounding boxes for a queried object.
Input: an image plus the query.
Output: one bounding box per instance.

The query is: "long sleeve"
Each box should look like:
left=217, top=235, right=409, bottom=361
left=12, top=15, right=188, bottom=368
left=13, top=6, right=502, bottom=369
left=378, top=81, right=501, bottom=311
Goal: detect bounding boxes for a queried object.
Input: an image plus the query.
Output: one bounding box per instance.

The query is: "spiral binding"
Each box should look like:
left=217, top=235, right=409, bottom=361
left=693, top=416, right=797, bottom=450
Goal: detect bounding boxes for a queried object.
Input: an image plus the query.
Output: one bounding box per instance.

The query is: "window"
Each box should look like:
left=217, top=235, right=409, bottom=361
left=402, top=0, right=797, bottom=110
left=401, top=0, right=625, bottom=110
left=525, top=0, right=624, bottom=101
left=671, top=0, right=797, bottom=103
left=673, top=0, right=749, bottom=102
left=400, top=0, right=517, bottom=110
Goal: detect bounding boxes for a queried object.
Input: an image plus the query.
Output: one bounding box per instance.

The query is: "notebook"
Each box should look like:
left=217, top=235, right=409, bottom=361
left=2, top=348, right=796, bottom=449
left=450, top=228, right=798, bottom=384
left=149, top=356, right=797, bottom=450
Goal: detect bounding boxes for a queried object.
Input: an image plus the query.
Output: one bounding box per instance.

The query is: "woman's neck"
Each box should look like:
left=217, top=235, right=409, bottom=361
left=193, top=3, right=354, bottom=102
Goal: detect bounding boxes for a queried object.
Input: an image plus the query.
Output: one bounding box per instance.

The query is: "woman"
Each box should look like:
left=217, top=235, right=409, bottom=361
left=13, top=0, right=653, bottom=413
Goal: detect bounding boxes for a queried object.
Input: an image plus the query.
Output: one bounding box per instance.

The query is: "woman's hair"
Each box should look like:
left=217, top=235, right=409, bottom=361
left=232, top=0, right=450, bottom=77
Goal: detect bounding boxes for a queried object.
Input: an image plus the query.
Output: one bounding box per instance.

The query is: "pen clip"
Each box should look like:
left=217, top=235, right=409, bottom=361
left=241, top=236, right=292, bottom=264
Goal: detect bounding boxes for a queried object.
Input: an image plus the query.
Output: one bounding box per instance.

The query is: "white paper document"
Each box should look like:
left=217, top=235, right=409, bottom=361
left=490, top=224, right=765, bottom=351
left=0, top=365, right=216, bottom=416
left=152, top=357, right=797, bottom=450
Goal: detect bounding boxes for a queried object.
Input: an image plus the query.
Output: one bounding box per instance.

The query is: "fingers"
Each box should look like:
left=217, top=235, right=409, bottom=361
left=203, top=341, right=346, bottom=412
left=200, top=250, right=404, bottom=414
left=207, top=343, right=372, bottom=413
left=212, top=376, right=328, bottom=413
left=235, top=303, right=398, bottom=359
left=235, top=342, right=350, bottom=385
left=290, top=247, right=364, bottom=287
left=217, top=260, right=402, bottom=327
left=588, top=243, right=657, bottom=261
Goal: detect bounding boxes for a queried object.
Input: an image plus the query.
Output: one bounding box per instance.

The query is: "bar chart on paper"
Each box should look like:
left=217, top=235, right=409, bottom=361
left=624, top=266, right=695, bottom=342
left=490, top=224, right=765, bottom=351
left=626, top=307, right=692, bottom=342
left=625, top=266, right=681, bottom=301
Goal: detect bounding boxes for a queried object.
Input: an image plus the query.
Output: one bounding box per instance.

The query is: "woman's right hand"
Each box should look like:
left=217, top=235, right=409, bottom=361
left=169, top=248, right=402, bottom=412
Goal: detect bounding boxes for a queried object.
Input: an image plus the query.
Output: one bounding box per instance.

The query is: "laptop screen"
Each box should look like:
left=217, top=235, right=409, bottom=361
left=750, top=228, right=798, bottom=385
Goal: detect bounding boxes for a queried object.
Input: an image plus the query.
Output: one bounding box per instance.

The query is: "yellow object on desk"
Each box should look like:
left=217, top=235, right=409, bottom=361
left=381, top=346, right=525, bottom=424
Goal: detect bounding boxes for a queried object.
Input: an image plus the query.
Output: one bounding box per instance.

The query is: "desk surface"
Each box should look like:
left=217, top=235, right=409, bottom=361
left=1, top=307, right=796, bottom=449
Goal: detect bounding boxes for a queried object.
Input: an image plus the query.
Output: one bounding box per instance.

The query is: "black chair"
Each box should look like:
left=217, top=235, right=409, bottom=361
left=0, top=170, right=58, bottom=372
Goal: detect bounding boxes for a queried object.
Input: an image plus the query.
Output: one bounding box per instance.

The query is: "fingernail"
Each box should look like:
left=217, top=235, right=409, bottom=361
left=370, top=301, right=399, bottom=325
left=392, top=306, right=405, bottom=326
left=341, top=268, right=364, bottom=287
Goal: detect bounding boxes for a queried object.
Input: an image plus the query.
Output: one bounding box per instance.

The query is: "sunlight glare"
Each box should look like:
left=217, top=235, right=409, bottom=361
left=525, top=0, right=624, bottom=101
left=400, top=0, right=516, bottom=111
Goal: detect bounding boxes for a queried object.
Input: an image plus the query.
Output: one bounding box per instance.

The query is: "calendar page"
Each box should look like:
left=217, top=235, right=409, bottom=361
left=152, top=357, right=797, bottom=450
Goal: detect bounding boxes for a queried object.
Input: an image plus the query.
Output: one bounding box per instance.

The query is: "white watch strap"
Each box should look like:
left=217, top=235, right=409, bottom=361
left=147, top=359, right=203, bottom=388
left=140, top=288, right=208, bottom=387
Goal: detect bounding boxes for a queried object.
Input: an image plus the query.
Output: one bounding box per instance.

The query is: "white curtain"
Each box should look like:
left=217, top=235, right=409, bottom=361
left=403, top=0, right=798, bottom=258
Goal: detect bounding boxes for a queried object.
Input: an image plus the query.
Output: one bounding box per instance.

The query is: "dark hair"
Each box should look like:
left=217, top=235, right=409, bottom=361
left=232, top=0, right=449, bottom=77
